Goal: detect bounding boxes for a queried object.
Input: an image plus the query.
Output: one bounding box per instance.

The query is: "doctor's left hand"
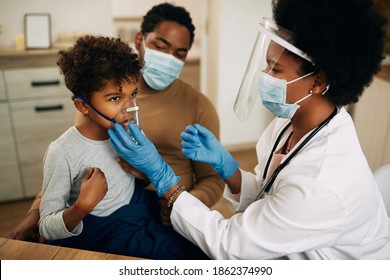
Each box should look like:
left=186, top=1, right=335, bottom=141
left=108, top=124, right=180, bottom=197
left=181, top=124, right=239, bottom=179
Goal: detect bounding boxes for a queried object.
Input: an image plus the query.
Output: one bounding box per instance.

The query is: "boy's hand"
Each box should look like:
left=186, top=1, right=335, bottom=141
left=74, top=167, right=107, bottom=213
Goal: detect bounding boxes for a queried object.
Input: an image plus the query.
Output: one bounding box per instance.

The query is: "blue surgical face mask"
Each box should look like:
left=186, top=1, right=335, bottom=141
left=142, top=41, right=184, bottom=90
left=258, top=71, right=315, bottom=119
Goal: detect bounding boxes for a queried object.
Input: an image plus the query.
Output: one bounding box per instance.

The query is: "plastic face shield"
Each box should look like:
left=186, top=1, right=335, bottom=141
left=233, top=17, right=313, bottom=121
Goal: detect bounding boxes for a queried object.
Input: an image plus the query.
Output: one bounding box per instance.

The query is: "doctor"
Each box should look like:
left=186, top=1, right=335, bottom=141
left=109, top=0, right=390, bottom=259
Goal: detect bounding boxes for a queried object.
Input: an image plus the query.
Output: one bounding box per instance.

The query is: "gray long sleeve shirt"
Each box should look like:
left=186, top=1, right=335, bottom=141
left=39, top=126, right=134, bottom=240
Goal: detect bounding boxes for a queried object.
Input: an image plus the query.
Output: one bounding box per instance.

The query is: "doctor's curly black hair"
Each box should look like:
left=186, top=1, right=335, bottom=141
left=57, top=35, right=141, bottom=101
left=272, top=0, right=388, bottom=106
left=141, top=2, right=195, bottom=48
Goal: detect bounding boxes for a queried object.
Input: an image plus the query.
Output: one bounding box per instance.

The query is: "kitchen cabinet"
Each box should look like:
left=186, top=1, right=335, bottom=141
left=5, top=68, right=67, bottom=100
left=0, top=49, right=75, bottom=201
left=9, top=96, right=75, bottom=197
left=0, top=88, right=24, bottom=200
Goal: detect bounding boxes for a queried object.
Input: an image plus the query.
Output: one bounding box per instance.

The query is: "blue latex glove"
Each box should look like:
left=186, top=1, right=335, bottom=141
left=108, top=123, right=180, bottom=197
left=180, top=124, right=239, bottom=179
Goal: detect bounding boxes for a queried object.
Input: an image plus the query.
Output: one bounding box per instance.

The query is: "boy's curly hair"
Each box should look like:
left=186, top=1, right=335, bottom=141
left=272, top=0, right=387, bottom=106
left=57, top=35, right=141, bottom=101
left=141, top=2, right=195, bottom=48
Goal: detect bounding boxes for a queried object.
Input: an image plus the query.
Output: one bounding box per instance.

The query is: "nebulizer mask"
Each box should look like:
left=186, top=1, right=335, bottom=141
left=75, top=94, right=141, bottom=135
left=114, top=96, right=141, bottom=132
left=234, top=17, right=317, bottom=121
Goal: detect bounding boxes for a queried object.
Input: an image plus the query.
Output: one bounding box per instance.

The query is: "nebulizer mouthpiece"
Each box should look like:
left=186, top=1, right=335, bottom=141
left=114, top=97, right=141, bottom=134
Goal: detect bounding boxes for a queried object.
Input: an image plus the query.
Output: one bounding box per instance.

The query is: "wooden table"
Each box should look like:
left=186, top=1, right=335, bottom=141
left=0, top=237, right=143, bottom=260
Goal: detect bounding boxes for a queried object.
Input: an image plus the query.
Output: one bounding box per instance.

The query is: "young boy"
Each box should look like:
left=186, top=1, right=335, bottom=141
left=39, top=35, right=206, bottom=259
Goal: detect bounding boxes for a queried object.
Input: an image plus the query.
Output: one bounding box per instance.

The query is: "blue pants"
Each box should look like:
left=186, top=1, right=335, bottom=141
left=48, top=182, right=209, bottom=260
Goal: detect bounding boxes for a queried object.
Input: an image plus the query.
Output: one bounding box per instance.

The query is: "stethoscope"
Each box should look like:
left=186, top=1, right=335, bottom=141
left=255, top=108, right=338, bottom=200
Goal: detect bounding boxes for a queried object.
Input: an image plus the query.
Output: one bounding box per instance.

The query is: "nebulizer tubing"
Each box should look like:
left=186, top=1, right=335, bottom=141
left=74, top=95, right=141, bottom=129
left=74, top=95, right=116, bottom=123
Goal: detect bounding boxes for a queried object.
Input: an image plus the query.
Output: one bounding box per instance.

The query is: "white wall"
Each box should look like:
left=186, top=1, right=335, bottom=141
left=207, top=0, right=274, bottom=148
left=110, top=0, right=206, bottom=61
left=111, top=0, right=204, bottom=22
left=0, top=0, right=114, bottom=48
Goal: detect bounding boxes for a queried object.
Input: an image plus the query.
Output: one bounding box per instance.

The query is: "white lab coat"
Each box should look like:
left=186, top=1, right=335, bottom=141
left=171, top=107, right=390, bottom=259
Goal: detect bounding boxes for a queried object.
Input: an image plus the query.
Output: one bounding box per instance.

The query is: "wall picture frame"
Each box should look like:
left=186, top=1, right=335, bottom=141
left=24, top=13, right=52, bottom=49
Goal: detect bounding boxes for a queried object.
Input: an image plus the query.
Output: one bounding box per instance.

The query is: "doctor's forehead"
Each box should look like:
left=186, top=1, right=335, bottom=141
left=266, top=41, right=285, bottom=59
left=266, top=41, right=304, bottom=69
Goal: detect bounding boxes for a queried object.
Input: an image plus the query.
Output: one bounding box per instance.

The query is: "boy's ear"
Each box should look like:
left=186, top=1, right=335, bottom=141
left=73, top=98, right=89, bottom=115
left=134, top=31, right=144, bottom=53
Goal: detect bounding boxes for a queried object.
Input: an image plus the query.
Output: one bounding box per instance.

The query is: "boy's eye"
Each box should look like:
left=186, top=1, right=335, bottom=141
left=109, top=96, right=120, bottom=102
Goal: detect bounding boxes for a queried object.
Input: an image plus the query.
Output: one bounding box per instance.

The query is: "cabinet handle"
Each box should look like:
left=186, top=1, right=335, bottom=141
left=35, top=104, right=64, bottom=112
left=31, top=80, right=60, bottom=87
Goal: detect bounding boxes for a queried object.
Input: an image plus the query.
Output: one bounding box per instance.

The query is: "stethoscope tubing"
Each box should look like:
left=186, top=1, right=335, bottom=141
left=255, top=108, right=338, bottom=201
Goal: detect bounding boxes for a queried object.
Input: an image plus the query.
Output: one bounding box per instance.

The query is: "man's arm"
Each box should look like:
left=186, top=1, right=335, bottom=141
left=187, top=94, right=225, bottom=208
left=7, top=191, right=44, bottom=243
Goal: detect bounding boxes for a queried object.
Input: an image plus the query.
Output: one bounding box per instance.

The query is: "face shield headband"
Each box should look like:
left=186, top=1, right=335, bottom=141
left=233, top=17, right=314, bottom=122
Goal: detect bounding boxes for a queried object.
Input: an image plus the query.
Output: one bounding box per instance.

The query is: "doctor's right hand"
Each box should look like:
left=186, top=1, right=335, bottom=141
left=109, top=124, right=180, bottom=197
left=181, top=124, right=239, bottom=179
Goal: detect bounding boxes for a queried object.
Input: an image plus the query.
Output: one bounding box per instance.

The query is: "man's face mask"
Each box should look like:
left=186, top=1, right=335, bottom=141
left=142, top=39, right=184, bottom=90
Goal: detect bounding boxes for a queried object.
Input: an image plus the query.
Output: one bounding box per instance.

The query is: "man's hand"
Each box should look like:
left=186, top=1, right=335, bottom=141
left=7, top=209, right=45, bottom=243
left=116, top=157, right=149, bottom=181
left=159, top=199, right=173, bottom=227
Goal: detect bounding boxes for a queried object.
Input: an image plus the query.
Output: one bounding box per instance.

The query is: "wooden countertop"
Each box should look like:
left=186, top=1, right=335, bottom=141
left=0, top=46, right=199, bottom=69
left=0, top=47, right=386, bottom=78
left=0, top=48, right=61, bottom=69
left=0, top=237, right=144, bottom=260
